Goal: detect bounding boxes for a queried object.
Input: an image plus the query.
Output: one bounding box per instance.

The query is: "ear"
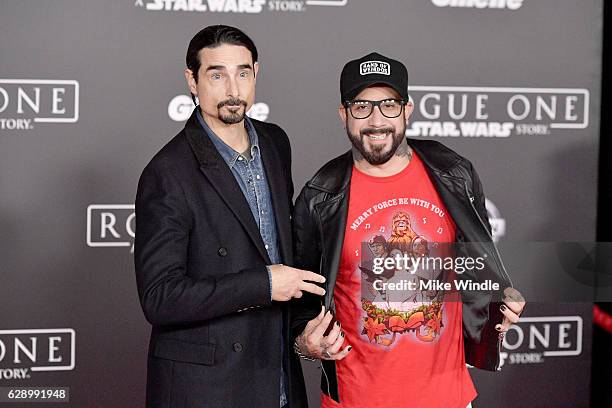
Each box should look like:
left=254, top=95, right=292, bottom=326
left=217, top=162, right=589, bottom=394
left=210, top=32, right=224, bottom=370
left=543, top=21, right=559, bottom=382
left=253, top=61, right=259, bottom=81
left=338, top=104, right=347, bottom=127
left=404, top=100, right=415, bottom=123
left=184, top=68, right=198, bottom=97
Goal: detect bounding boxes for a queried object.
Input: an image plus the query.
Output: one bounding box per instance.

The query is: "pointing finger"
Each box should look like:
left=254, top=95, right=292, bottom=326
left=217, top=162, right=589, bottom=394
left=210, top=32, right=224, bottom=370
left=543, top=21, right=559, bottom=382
left=299, top=282, right=326, bottom=296
left=300, top=270, right=326, bottom=284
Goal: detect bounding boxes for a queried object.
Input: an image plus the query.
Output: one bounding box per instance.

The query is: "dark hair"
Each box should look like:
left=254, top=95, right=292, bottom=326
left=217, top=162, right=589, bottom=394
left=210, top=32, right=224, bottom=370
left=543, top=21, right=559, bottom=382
left=186, top=25, right=258, bottom=103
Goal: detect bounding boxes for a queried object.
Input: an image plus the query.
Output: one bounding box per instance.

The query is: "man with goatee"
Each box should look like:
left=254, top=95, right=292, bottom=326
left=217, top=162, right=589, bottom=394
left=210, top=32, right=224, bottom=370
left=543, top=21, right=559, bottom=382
left=135, top=25, right=323, bottom=408
left=290, top=52, right=526, bottom=408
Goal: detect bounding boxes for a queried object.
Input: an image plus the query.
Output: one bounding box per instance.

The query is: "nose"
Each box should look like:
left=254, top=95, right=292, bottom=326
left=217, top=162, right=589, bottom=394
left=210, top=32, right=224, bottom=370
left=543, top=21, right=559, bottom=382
left=226, top=76, right=239, bottom=98
left=368, top=104, right=386, bottom=127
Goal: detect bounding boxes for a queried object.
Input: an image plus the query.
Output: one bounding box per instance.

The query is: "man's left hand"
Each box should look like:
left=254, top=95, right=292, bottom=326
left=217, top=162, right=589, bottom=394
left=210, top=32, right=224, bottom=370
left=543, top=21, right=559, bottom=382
left=496, top=287, right=526, bottom=337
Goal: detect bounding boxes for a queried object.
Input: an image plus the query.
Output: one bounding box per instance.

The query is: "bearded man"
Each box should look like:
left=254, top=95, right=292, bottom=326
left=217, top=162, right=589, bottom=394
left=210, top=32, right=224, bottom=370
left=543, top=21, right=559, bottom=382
left=290, top=52, right=526, bottom=408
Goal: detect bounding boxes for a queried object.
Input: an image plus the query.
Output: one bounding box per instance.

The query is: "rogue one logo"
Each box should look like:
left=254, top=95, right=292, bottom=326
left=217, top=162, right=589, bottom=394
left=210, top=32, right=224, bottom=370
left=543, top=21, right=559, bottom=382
left=498, top=316, right=582, bottom=367
left=135, top=0, right=348, bottom=13
left=405, top=86, right=589, bottom=138
left=0, top=329, right=76, bottom=380
left=0, top=80, right=79, bottom=131
left=431, top=0, right=524, bottom=9
left=87, top=205, right=136, bottom=252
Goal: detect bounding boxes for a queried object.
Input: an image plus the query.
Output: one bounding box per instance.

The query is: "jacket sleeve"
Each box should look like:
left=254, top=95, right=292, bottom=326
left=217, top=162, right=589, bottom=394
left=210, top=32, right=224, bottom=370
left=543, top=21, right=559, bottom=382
left=290, top=186, right=325, bottom=343
left=468, top=159, right=514, bottom=314
left=134, top=163, right=272, bottom=326
left=467, top=160, right=492, bottom=236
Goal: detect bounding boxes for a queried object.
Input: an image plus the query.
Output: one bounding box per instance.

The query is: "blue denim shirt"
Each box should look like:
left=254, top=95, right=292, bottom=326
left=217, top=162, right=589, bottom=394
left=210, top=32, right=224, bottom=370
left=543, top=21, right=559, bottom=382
left=196, top=110, right=287, bottom=407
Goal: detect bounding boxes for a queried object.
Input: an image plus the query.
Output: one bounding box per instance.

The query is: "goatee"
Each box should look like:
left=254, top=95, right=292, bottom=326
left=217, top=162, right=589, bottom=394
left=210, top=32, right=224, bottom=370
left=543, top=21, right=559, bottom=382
left=217, top=97, right=248, bottom=124
left=347, top=124, right=406, bottom=165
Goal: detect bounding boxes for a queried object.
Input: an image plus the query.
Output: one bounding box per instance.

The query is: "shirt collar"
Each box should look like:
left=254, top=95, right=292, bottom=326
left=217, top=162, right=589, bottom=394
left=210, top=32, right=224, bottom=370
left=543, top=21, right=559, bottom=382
left=196, top=108, right=260, bottom=168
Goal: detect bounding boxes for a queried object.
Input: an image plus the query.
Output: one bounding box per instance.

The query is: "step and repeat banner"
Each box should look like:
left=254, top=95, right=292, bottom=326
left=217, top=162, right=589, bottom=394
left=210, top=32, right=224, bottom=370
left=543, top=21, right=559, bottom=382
left=0, top=1, right=602, bottom=407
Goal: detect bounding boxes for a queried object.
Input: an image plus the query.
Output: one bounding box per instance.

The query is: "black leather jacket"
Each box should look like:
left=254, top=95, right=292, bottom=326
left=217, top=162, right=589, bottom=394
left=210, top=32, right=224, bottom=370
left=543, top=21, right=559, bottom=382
left=291, top=138, right=514, bottom=403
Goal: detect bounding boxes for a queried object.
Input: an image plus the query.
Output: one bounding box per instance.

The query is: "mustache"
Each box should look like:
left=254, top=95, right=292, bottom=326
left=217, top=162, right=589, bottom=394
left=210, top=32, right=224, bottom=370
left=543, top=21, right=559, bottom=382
left=360, top=126, right=395, bottom=136
left=217, top=97, right=247, bottom=109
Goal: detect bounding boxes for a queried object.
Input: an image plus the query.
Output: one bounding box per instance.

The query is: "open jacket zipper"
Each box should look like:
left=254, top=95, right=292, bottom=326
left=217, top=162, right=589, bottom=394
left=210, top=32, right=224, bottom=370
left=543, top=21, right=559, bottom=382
left=462, top=179, right=511, bottom=371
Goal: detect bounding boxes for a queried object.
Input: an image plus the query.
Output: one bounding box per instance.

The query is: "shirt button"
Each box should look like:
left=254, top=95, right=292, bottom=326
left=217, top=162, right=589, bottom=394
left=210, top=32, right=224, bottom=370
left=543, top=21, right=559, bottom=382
left=238, top=156, right=243, bottom=161
left=256, top=175, right=261, bottom=180
left=218, top=247, right=228, bottom=257
left=265, top=244, right=269, bottom=249
left=233, top=342, right=243, bottom=352
left=261, top=210, right=265, bottom=215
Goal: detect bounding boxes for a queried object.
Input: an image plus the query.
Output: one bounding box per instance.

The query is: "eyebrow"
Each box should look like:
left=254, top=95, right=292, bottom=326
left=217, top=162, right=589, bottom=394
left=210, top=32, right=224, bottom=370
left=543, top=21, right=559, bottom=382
left=204, top=63, right=253, bottom=72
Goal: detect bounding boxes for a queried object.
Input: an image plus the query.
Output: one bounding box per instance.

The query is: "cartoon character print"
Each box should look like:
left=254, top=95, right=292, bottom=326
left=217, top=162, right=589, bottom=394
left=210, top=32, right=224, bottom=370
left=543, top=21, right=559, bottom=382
left=387, top=211, right=418, bottom=254
left=359, top=210, right=446, bottom=347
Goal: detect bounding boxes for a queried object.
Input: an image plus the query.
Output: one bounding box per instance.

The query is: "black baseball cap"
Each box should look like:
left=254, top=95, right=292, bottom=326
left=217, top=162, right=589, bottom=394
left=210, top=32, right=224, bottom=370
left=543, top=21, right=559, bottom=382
left=340, top=52, right=409, bottom=103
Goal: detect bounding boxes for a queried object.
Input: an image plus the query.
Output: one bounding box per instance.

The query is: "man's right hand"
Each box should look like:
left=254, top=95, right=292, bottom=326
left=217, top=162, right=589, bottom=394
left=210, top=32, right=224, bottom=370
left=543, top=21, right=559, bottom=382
left=295, top=306, right=352, bottom=360
left=269, top=264, right=326, bottom=301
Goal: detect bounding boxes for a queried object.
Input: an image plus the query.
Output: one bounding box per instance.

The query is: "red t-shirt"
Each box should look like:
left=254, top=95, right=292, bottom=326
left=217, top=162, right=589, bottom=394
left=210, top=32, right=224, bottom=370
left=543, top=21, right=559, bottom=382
left=321, top=153, right=477, bottom=408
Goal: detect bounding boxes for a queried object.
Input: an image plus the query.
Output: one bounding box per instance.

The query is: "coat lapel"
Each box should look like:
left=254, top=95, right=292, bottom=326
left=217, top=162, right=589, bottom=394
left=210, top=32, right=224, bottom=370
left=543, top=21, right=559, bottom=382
left=254, top=122, right=293, bottom=264
left=183, top=111, right=271, bottom=264
left=308, top=151, right=353, bottom=309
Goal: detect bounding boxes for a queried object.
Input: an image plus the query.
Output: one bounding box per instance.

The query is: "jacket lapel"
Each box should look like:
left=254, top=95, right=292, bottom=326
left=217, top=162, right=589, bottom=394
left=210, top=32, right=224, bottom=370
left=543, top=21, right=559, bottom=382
left=318, top=194, right=349, bottom=309
left=255, top=122, right=293, bottom=265
left=308, top=152, right=353, bottom=309
left=183, top=110, right=271, bottom=264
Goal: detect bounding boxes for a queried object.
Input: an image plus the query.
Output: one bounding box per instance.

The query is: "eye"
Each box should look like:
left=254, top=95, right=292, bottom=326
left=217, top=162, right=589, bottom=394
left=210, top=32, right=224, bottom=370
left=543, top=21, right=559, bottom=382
left=239, top=71, right=249, bottom=78
left=211, top=73, right=222, bottom=80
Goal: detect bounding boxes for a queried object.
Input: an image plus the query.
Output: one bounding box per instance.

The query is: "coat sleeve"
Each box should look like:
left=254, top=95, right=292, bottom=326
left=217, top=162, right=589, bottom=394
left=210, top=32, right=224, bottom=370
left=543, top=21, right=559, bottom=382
left=134, top=163, right=272, bottom=326
left=467, top=160, right=492, bottom=236
left=290, top=186, right=325, bottom=343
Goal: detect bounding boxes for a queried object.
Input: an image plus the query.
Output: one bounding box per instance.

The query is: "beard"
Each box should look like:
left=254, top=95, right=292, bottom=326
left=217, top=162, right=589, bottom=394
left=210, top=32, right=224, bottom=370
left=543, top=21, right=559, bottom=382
left=217, top=97, right=248, bottom=124
left=347, top=122, right=406, bottom=165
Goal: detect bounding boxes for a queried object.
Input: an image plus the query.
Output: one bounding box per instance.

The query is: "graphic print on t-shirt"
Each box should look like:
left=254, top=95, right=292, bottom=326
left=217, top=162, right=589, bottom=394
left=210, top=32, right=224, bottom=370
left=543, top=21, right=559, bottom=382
left=323, top=154, right=476, bottom=408
left=352, top=196, right=454, bottom=348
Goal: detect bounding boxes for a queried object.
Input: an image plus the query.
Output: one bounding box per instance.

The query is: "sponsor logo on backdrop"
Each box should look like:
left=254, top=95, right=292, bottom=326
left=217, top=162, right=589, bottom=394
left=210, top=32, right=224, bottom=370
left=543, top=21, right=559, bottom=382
left=430, top=0, right=523, bottom=9
left=0, top=80, right=79, bottom=130
left=168, top=95, right=269, bottom=122
left=485, top=198, right=505, bottom=242
left=0, top=329, right=76, bottom=380
left=498, top=316, right=583, bottom=367
left=87, top=205, right=135, bottom=253
left=134, top=0, right=347, bottom=13
left=405, top=86, right=589, bottom=138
